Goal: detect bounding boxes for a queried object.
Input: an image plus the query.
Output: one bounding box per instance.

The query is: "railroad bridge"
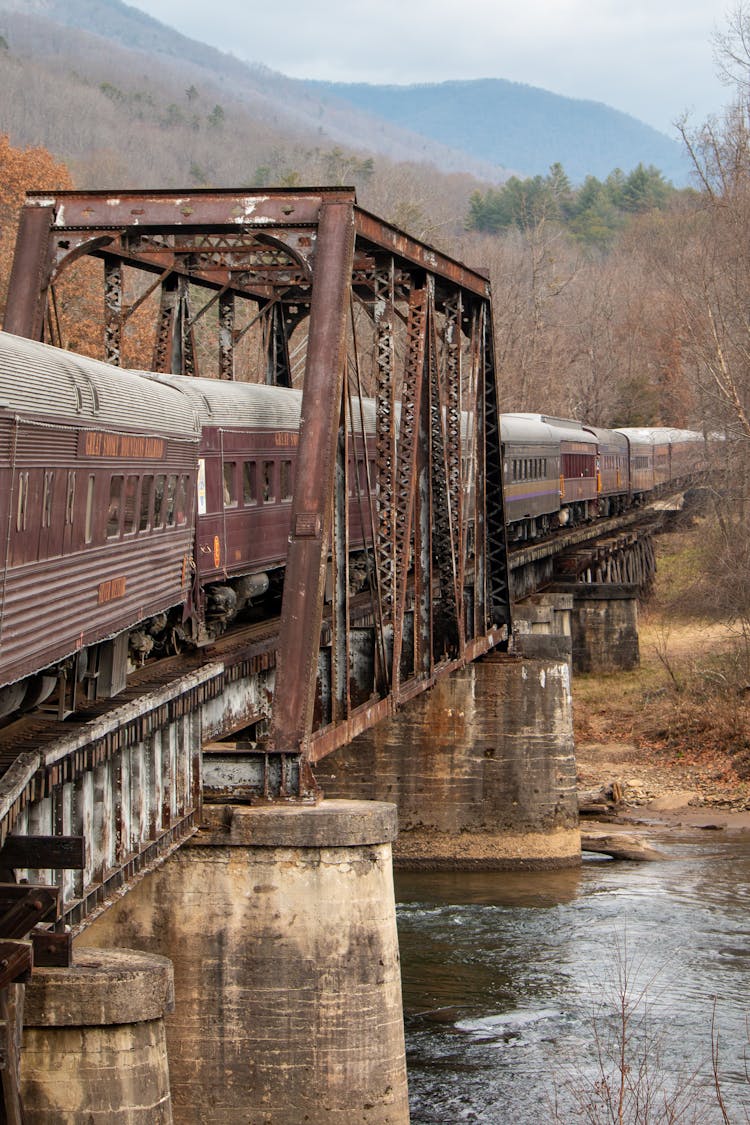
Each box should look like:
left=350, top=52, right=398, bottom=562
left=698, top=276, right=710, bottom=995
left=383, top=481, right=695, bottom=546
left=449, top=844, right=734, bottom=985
left=0, top=189, right=667, bottom=1123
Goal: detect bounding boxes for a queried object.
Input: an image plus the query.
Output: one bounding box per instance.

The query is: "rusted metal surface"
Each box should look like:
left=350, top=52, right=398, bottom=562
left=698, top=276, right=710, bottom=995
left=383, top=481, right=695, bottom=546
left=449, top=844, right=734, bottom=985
left=269, top=201, right=356, bottom=753
left=4, top=185, right=513, bottom=771
left=2, top=204, right=55, bottom=342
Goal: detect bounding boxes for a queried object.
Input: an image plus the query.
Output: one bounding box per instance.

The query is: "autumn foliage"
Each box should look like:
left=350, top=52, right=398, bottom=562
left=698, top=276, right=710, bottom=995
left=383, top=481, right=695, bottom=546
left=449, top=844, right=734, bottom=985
left=0, top=134, right=156, bottom=362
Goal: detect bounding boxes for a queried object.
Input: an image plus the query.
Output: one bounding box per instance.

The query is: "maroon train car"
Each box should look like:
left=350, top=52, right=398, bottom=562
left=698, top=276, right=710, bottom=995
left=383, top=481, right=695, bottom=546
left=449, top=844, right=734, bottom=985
left=0, top=332, right=199, bottom=717
left=142, top=373, right=377, bottom=641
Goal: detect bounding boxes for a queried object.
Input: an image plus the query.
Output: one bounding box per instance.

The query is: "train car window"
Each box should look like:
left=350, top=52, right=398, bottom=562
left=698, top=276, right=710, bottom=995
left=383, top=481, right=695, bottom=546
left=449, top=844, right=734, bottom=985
left=107, top=476, right=123, bottom=538
left=243, top=461, right=257, bottom=505
left=139, top=477, right=153, bottom=531
left=15, top=472, right=28, bottom=533
left=65, top=471, right=76, bottom=526
left=223, top=462, right=237, bottom=508
left=42, top=470, right=54, bottom=529
left=165, top=475, right=178, bottom=526
left=124, top=475, right=138, bottom=534
left=175, top=476, right=188, bottom=526
left=263, top=461, right=275, bottom=503
left=85, top=475, right=96, bottom=543
left=280, top=461, right=293, bottom=501
left=154, top=475, right=166, bottom=528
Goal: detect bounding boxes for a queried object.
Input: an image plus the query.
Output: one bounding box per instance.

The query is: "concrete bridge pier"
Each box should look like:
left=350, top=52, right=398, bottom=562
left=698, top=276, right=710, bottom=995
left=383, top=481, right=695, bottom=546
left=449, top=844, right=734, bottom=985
left=514, top=584, right=640, bottom=674
left=512, top=592, right=574, bottom=669
left=82, top=799, right=409, bottom=1125
left=20, top=947, right=175, bottom=1122
left=555, top=583, right=640, bottom=672
left=316, top=654, right=580, bottom=869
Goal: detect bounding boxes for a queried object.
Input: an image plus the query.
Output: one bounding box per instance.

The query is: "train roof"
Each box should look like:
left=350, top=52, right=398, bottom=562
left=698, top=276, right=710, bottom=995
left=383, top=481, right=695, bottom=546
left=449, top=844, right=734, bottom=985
left=616, top=426, right=705, bottom=445
left=500, top=412, right=597, bottom=446
left=0, top=332, right=199, bottom=439
left=581, top=425, right=629, bottom=452
left=142, top=371, right=379, bottom=435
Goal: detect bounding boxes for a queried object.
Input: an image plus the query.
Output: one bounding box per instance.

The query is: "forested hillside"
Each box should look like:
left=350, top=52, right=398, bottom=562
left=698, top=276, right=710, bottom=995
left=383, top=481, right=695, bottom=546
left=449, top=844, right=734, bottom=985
left=306, top=78, right=690, bottom=185
left=0, top=0, right=744, bottom=443
left=0, top=0, right=689, bottom=186
left=0, top=0, right=713, bottom=432
left=2, top=0, right=750, bottom=805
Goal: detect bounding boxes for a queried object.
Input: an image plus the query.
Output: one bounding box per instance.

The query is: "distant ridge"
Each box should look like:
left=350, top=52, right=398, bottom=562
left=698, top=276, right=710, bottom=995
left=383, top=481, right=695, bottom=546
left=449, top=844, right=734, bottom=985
left=0, top=0, right=690, bottom=186
left=305, top=78, right=690, bottom=185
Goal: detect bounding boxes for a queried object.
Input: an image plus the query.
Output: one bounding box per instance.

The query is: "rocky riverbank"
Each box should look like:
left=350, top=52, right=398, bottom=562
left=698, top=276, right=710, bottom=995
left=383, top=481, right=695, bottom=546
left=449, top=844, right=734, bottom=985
left=576, top=736, right=750, bottom=829
left=570, top=522, right=750, bottom=831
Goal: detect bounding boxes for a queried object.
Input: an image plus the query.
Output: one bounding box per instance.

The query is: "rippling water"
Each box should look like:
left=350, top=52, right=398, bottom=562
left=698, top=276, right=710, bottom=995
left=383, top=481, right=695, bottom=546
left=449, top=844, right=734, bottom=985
left=395, top=829, right=750, bottom=1123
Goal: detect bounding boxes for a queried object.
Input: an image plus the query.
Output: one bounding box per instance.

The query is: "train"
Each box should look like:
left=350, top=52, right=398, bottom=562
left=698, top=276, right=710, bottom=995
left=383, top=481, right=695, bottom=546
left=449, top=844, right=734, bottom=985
left=0, top=331, right=707, bottom=720
left=500, top=413, right=707, bottom=542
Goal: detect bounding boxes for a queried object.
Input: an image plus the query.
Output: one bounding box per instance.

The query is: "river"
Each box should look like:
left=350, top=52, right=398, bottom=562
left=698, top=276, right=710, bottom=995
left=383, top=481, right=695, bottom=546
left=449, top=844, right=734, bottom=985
left=396, top=826, right=750, bottom=1123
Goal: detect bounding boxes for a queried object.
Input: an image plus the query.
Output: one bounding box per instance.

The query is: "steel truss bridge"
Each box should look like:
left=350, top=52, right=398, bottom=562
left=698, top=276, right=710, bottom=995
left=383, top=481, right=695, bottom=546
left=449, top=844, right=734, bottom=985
left=0, top=188, right=662, bottom=1117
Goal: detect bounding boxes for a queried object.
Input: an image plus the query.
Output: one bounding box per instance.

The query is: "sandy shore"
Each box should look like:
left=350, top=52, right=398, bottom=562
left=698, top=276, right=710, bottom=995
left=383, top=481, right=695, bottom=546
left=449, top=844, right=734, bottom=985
left=576, top=737, right=750, bottom=832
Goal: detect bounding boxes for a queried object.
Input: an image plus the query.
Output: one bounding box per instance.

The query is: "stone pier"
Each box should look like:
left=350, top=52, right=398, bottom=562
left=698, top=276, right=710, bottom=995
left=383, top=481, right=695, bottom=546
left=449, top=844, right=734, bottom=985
left=82, top=799, right=409, bottom=1125
left=558, top=583, right=640, bottom=672
left=21, top=947, right=175, bottom=1123
left=316, top=654, right=580, bottom=869
left=512, top=592, right=573, bottom=669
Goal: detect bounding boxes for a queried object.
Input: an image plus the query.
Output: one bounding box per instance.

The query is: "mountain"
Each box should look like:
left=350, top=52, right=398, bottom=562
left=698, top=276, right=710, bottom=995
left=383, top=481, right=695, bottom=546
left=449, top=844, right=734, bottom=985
left=305, top=79, right=690, bottom=186
left=0, top=0, right=690, bottom=187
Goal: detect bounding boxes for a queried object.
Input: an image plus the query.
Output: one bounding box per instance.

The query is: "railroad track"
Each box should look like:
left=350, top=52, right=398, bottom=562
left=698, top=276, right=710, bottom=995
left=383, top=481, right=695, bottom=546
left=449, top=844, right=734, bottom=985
left=0, top=494, right=687, bottom=776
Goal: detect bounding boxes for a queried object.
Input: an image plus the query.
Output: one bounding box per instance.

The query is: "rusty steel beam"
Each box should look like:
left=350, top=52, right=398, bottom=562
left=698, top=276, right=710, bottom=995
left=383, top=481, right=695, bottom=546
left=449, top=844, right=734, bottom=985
left=480, top=305, right=512, bottom=630
left=269, top=201, right=356, bottom=754
left=103, top=255, right=123, bottom=365
left=3, top=184, right=513, bottom=770
left=3, top=204, right=55, bottom=340
left=24, top=188, right=354, bottom=230
left=354, top=207, right=491, bottom=299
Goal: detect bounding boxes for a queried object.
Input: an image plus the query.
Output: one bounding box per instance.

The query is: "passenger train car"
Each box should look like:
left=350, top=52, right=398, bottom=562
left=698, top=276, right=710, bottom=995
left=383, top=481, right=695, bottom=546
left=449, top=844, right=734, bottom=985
left=0, top=332, right=707, bottom=718
left=501, top=413, right=706, bottom=542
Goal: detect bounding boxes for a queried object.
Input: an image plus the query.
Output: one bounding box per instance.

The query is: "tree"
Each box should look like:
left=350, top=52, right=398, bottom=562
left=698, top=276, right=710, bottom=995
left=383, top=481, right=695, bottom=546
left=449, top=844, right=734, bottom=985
left=207, top=104, right=225, bottom=129
left=665, top=3, right=750, bottom=657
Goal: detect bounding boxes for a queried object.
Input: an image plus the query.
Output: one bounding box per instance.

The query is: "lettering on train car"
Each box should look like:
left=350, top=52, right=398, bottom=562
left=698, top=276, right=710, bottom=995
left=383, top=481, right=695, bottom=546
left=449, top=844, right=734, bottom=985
left=81, top=432, right=166, bottom=459
left=98, top=576, right=127, bottom=604
left=274, top=432, right=299, bottom=448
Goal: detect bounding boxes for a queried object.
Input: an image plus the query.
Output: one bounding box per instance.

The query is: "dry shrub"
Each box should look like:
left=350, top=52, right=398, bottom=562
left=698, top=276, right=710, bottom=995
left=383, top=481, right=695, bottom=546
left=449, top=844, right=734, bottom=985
left=636, top=650, right=750, bottom=773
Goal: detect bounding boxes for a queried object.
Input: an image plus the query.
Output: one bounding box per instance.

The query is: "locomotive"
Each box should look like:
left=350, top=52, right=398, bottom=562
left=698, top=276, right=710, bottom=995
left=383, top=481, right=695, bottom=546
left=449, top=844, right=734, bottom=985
left=0, top=331, right=706, bottom=719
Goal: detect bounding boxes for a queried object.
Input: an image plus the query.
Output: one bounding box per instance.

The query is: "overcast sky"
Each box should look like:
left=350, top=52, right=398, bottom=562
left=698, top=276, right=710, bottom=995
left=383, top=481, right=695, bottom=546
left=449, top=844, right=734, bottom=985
left=127, top=0, right=734, bottom=135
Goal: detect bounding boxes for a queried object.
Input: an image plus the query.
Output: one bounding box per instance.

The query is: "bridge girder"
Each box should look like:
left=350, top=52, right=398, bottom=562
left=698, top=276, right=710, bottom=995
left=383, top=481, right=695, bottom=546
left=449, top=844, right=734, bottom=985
left=4, top=187, right=512, bottom=764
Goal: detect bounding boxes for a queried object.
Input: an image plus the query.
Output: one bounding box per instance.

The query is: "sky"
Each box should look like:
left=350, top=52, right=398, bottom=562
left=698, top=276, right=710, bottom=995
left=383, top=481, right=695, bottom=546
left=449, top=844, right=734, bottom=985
left=127, top=0, right=734, bottom=136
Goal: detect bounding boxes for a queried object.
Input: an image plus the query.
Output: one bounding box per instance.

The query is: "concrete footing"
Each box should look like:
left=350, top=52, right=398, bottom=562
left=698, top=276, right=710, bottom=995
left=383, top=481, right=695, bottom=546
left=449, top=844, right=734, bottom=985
left=562, top=583, right=640, bottom=672
left=82, top=799, right=410, bottom=1125
left=512, top=592, right=573, bottom=670
left=21, top=946, right=175, bottom=1123
left=316, top=655, right=581, bottom=869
